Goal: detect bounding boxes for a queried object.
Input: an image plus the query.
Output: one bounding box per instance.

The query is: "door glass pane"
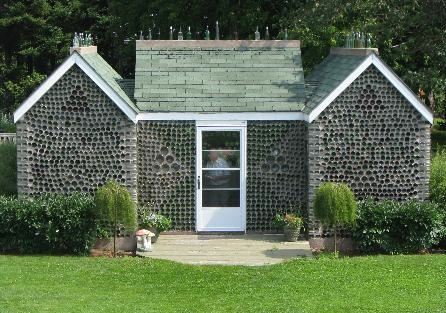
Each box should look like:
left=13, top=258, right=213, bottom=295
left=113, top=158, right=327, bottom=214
left=202, top=131, right=240, bottom=150
left=202, top=151, right=240, bottom=168
left=202, top=190, right=240, bottom=207
left=203, top=170, right=240, bottom=189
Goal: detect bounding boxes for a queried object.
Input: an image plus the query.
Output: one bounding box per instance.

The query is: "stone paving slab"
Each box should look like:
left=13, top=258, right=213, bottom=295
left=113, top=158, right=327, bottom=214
left=138, top=234, right=312, bottom=266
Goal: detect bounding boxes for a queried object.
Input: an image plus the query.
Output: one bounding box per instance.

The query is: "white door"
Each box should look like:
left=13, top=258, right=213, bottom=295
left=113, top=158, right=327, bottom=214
left=196, top=126, right=246, bottom=232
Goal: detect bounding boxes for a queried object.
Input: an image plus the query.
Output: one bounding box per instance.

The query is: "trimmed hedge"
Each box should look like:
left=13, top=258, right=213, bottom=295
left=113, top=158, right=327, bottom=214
left=0, top=194, right=97, bottom=254
left=0, top=143, right=17, bottom=196
left=353, top=199, right=445, bottom=254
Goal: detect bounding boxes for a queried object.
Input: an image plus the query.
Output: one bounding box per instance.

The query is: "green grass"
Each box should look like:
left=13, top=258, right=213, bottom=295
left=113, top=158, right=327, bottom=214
left=0, top=255, right=445, bottom=313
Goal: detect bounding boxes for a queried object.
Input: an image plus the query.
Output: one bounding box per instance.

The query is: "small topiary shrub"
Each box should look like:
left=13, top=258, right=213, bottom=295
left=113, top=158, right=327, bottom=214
left=0, top=193, right=96, bottom=254
left=95, top=181, right=137, bottom=255
left=0, top=143, right=17, bottom=196
left=353, top=199, right=445, bottom=254
left=313, top=182, right=357, bottom=253
left=95, top=181, right=137, bottom=230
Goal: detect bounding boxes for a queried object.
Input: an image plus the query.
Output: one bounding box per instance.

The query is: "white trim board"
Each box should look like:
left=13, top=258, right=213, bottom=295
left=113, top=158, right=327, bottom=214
left=137, top=112, right=309, bottom=122
left=308, top=53, right=433, bottom=124
left=13, top=52, right=138, bottom=123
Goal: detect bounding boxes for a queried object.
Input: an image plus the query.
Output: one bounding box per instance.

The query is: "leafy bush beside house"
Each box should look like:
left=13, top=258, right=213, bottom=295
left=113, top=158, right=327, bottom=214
left=0, top=114, right=16, bottom=133
left=353, top=199, right=445, bottom=254
left=0, top=194, right=96, bottom=254
left=0, top=143, right=17, bottom=196
left=430, top=150, right=446, bottom=206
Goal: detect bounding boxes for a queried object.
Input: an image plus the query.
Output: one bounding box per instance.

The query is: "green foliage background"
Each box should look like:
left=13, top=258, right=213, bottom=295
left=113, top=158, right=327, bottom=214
left=1, top=0, right=445, bottom=115
left=0, top=142, right=17, bottom=196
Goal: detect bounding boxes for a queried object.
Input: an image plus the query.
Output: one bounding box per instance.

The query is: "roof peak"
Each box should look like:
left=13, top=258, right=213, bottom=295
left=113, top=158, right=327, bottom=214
left=70, top=46, right=97, bottom=55
left=136, top=40, right=300, bottom=49
left=330, top=47, right=378, bottom=57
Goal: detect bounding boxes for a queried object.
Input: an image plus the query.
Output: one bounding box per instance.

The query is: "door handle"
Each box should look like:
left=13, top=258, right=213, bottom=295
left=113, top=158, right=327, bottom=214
left=197, top=176, right=201, bottom=190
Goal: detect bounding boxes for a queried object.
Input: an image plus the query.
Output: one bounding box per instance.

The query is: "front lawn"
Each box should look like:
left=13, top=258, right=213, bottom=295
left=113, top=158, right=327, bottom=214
left=0, top=255, right=445, bottom=313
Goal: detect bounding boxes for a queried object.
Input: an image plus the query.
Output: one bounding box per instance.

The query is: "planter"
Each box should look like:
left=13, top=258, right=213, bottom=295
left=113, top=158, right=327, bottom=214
left=93, top=236, right=136, bottom=252
left=283, top=226, right=300, bottom=242
left=309, top=237, right=357, bottom=254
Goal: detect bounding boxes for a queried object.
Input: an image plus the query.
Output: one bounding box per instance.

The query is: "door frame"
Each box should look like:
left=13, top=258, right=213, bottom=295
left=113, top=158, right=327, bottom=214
left=195, top=121, right=247, bottom=232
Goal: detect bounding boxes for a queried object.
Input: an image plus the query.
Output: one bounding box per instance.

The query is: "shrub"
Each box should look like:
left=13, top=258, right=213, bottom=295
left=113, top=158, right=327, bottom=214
left=0, top=143, right=17, bottom=196
left=95, top=181, right=137, bottom=231
left=353, top=199, right=445, bottom=254
left=430, top=150, right=446, bottom=206
left=0, top=114, right=15, bottom=132
left=0, top=194, right=97, bottom=254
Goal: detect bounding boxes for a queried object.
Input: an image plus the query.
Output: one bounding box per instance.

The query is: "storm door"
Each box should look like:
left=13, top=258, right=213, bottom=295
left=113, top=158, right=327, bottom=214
left=196, top=126, right=246, bottom=231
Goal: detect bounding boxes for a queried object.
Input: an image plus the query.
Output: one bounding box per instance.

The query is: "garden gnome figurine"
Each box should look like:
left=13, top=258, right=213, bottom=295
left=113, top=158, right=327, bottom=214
left=136, top=229, right=155, bottom=252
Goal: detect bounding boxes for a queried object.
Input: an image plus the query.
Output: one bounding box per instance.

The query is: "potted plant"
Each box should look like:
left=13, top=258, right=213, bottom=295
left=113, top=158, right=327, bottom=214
left=138, top=207, right=172, bottom=243
left=273, top=212, right=304, bottom=242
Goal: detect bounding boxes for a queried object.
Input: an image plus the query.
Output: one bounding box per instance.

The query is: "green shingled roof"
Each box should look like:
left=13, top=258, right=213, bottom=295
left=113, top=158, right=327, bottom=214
left=134, top=41, right=306, bottom=112
left=79, top=52, right=139, bottom=112
left=303, top=53, right=369, bottom=114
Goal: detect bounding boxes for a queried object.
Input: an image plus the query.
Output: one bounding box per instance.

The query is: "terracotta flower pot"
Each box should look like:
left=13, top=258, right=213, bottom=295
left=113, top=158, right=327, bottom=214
left=283, top=226, right=300, bottom=242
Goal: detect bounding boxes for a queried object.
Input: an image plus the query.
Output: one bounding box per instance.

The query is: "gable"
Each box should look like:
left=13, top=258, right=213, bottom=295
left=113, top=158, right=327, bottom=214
left=306, top=52, right=433, bottom=124
left=14, top=52, right=138, bottom=123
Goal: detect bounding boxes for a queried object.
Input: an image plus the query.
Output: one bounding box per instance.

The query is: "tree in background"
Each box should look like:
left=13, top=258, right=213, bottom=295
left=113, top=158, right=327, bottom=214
left=280, top=0, right=446, bottom=116
left=1, top=0, right=445, bottom=116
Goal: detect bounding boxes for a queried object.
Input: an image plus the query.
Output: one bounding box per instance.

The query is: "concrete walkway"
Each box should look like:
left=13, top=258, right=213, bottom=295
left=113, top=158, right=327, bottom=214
left=138, top=234, right=312, bottom=266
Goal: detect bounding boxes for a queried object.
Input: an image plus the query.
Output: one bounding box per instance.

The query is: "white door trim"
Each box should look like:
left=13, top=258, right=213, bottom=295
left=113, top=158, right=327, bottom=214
left=195, top=124, right=247, bottom=232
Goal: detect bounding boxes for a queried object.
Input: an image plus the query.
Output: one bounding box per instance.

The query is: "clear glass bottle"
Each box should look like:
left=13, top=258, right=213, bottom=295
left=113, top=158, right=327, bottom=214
left=215, top=21, right=220, bottom=40
left=255, top=26, right=260, bottom=40
left=205, top=25, right=210, bottom=40
left=186, top=26, right=192, bottom=40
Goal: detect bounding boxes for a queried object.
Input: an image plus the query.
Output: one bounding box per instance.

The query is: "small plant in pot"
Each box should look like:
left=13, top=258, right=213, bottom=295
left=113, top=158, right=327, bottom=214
left=138, top=205, right=172, bottom=243
left=273, top=212, right=304, bottom=242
